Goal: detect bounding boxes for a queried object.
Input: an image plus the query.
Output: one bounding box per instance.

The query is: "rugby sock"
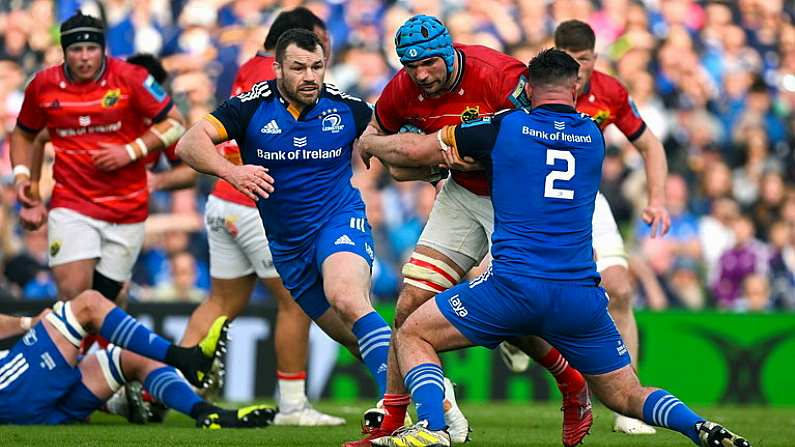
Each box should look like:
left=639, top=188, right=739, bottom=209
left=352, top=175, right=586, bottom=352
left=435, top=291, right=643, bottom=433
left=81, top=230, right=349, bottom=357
left=144, top=366, right=203, bottom=416
left=277, top=370, right=307, bottom=412
left=352, top=311, right=391, bottom=395
left=642, top=389, right=703, bottom=444
left=381, top=393, right=411, bottom=432
left=404, top=363, right=446, bottom=431
left=99, top=307, right=170, bottom=361
left=539, top=348, right=586, bottom=394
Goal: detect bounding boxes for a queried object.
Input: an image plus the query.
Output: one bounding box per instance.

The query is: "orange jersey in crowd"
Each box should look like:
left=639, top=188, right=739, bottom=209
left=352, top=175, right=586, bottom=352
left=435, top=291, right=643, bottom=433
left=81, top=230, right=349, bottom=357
left=211, top=51, right=276, bottom=207
left=17, top=57, right=173, bottom=223
left=575, top=69, right=646, bottom=141
left=375, top=44, right=529, bottom=196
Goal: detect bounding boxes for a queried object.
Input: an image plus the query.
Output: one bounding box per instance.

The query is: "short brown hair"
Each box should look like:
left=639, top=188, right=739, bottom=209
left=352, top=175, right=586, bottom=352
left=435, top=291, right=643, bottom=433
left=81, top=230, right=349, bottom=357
left=554, top=20, right=596, bottom=52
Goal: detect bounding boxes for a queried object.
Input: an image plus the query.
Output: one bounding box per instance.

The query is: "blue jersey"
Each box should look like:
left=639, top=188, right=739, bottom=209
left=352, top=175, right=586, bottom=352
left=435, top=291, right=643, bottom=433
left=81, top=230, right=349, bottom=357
left=209, top=81, right=372, bottom=251
left=452, top=104, right=605, bottom=283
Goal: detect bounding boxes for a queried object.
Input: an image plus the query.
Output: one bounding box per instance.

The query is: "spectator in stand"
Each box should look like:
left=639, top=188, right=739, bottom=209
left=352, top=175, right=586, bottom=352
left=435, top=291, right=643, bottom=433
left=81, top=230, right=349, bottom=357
left=148, top=250, right=205, bottom=303
left=713, top=215, right=770, bottom=309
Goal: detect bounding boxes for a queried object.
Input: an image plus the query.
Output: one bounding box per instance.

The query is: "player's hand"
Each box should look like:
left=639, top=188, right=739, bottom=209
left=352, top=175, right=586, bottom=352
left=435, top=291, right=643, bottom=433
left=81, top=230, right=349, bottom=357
left=223, top=164, right=274, bottom=201
left=19, top=202, right=47, bottom=231
left=15, top=178, right=39, bottom=208
left=439, top=149, right=482, bottom=171
left=93, top=144, right=133, bottom=171
left=642, top=204, right=671, bottom=238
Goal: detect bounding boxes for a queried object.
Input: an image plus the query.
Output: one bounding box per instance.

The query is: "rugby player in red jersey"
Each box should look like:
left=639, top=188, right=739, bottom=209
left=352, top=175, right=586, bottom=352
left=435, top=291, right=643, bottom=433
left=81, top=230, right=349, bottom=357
left=499, top=19, right=671, bottom=436
left=10, top=11, right=185, bottom=303
left=346, top=15, right=592, bottom=447
left=175, top=8, right=343, bottom=426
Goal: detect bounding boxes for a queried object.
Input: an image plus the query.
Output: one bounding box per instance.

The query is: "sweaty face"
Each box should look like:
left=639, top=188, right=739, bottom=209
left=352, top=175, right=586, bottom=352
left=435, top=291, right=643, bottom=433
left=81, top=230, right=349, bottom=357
left=276, top=43, right=326, bottom=107
left=65, top=43, right=103, bottom=82
left=404, top=56, right=447, bottom=96
left=562, top=48, right=596, bottom=95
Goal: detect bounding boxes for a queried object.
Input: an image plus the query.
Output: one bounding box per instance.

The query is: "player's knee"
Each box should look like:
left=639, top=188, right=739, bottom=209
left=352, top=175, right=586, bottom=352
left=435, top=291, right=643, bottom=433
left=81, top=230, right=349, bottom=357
left=394, top=287, right=434, bottom=329
left=92, top=270, right=124, bottom=302
left=74, top=290, right=113, bottom=328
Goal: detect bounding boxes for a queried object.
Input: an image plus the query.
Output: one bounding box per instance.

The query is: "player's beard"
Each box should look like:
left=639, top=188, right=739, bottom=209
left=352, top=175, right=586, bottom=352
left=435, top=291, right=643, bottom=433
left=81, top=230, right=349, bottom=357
left=280, top=79, right=321, bottom=108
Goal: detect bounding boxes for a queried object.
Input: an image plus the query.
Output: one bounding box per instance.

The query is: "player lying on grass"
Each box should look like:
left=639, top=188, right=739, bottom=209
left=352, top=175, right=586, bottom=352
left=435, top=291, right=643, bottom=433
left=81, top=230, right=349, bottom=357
left=0, top=290, right=275, bottom=428
left=364, top=49, right=750, bottom=447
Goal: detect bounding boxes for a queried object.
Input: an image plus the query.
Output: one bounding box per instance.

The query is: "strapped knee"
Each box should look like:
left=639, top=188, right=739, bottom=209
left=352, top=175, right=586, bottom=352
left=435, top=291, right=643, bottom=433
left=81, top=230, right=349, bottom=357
left=93, top=270, right=124, bottom=301
left=401, top=253, right=461, bottom=293
left=97, top=344, right=127, bottom=391
left=45, top=301, right=88, bottom=348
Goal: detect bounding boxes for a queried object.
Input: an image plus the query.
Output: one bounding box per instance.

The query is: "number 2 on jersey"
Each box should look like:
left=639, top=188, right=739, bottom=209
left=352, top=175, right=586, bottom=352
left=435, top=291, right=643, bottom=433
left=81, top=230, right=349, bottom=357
left=544, top=149, right=575, bottom=199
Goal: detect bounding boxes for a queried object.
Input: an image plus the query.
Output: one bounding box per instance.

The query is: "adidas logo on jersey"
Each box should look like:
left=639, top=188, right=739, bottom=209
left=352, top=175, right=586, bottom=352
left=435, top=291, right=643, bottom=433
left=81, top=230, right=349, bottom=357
left=260, top=120, right=281, bottom=134
left=334, top=235, right=355, bottom=246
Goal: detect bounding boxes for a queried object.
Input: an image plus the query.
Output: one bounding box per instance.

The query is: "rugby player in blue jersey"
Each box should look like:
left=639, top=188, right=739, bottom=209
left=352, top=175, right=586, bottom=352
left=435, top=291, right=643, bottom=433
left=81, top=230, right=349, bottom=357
left=177, top=29, right=392, bottom=396
left=364, top=49, right=750, bottom=447
left=0, top=290, right=274, bottom=427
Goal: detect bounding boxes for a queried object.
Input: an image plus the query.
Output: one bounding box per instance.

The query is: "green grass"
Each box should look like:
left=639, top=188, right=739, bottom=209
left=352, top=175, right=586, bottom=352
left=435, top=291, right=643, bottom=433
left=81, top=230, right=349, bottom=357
left=1, top=401, right=792, bottom=446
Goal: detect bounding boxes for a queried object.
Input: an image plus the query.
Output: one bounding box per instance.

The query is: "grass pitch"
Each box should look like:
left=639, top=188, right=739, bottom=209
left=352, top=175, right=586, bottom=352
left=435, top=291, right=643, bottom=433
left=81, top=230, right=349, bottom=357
left=0, top=401, right=791, bottom=446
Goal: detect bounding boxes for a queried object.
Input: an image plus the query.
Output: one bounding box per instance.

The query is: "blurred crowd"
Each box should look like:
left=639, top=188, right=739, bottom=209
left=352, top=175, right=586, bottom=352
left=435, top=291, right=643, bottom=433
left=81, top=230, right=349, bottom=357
left=1, top=0, right=794, bottom=312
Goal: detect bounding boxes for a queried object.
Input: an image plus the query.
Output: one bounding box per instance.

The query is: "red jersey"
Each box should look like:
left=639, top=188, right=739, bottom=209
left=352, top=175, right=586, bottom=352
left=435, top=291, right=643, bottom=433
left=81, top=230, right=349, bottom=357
left=211, top=52, right=276, bottom=207
left=17, top=57, right=172, bottom=223
left=575, top=70, right=646, bottom=141
left=375, top=45, right=528, bottom=196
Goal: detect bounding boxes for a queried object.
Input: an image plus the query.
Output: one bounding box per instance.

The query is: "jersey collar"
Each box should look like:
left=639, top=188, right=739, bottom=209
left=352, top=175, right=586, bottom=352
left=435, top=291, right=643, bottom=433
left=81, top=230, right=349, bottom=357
left=533, top=103, right=577, bottom=113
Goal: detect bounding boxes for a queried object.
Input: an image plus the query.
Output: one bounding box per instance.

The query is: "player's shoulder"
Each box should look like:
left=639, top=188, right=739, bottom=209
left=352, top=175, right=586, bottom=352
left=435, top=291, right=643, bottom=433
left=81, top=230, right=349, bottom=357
left=239, top=54, right=275, bottom=77
left=235, top=79, right=276, bottom=104
left=321, top=83, right=367, bottom=105
left=28, top=64, right=66, bottom=89
left=590, top=70, right=628, bottom=95
left=459, top=44, right=523, bottom=69
left=380, top=69, right=416, bottom=97
left=108, top=57, right=150, bottom=80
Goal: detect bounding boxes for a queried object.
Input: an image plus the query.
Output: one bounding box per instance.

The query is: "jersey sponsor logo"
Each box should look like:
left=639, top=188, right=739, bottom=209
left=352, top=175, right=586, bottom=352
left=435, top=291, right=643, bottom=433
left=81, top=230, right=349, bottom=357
left=460, top=106, right=480, bottom=122
left=143, top=75, right=167, bottom=102
left=321, top=112, right=345, bottom=133
left=334, top=234, right=355, bottom=246
left=101, top=88, right=122, bottom=108
left=293, top=136, right=307, bottom=148
left=260, top=119, right=282, bottom=134
left=78, top=115, right=91, bottom=127
left=256, top=147, right=343, bottom=161
left=55, top=120, right=122, bottom=138
left=448, top=294, right=468, bottom=318
left=616, top=340, right=628, bottom=356
left=460, top=116, right=491, bottom=128
left=365, top=242, right=374, bottom=260
left=522, top=126, right=593, bottom=143
left=553, top=121, right=565, bottom=130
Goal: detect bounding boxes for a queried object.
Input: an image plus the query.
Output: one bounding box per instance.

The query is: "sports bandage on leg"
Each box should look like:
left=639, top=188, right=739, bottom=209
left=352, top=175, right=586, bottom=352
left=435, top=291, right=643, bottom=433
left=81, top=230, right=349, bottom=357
left=97, top=344, right=126, bottom=391
left=401, top=253, right=462, bottom=293
left=45, top=301, right=87, bottom=348
left=150, top=118, right=185, bottom=148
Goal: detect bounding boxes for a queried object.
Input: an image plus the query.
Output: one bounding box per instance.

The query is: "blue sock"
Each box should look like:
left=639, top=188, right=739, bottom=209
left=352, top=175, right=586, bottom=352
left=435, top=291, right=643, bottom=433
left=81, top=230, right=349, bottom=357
left=404, top=363, right=446, bottom=431
left=100, top=307, right=171, bottom=361
left=143, top=366, right=203, bottom=416
left=642, top=389, right=704, bottom=445
left=352, top=311, right=391, bottom=395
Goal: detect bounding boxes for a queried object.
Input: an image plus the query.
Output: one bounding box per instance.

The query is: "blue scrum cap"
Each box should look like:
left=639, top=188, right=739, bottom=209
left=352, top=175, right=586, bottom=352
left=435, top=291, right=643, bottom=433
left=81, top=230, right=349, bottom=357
left=395, top=15, right=454, bottom=74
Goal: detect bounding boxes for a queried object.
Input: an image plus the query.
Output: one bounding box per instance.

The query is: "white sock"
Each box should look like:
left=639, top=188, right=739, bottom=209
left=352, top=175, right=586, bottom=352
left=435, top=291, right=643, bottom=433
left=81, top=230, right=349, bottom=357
left=277, top=371, right=307, bottom=412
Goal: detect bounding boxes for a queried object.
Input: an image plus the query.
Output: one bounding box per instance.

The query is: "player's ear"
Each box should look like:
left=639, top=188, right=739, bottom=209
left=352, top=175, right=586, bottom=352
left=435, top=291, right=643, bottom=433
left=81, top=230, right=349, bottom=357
left=273, top=60, right=282, bottom=80
left=524, top=81, right=533, bottom=103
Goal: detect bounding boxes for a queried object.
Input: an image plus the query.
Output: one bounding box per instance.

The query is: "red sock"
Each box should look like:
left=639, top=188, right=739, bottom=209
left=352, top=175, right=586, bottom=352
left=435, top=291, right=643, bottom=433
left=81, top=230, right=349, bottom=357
left=538, top=348, right=585, bottom=394
left=381, top=394, right=410, bottom=432
left=95, top=336, right=110, bottom=349
left=80, top=335, right=98, bottom=355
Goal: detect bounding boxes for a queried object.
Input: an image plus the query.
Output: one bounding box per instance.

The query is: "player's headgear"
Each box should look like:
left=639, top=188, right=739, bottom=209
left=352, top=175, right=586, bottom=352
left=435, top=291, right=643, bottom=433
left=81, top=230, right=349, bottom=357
left=395, top=15, right=454, bottom=74
left=60, top=10, right=105, bottom=51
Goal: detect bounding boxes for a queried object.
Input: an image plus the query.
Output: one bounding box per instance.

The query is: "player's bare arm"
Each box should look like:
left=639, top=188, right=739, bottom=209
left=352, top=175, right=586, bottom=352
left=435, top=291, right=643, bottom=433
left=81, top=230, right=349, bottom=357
left=176, top=118, right=274, bottom=201
left=9, top=126, right=40, bottom=208
left=0, top=309, right=47, bottom=340
left=92, top=107, right=186, bottom=172
left=631, top=127, right=671, bottom=237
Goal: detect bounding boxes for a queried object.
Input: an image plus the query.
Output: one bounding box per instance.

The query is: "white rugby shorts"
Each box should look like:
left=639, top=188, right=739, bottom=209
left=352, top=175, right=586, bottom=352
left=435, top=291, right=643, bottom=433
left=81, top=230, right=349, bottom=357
left=205, top=195, right=278, bottom=279
left=592, top=192, right=628, bottom=272
left=47, top=207, right=145, bottom=281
